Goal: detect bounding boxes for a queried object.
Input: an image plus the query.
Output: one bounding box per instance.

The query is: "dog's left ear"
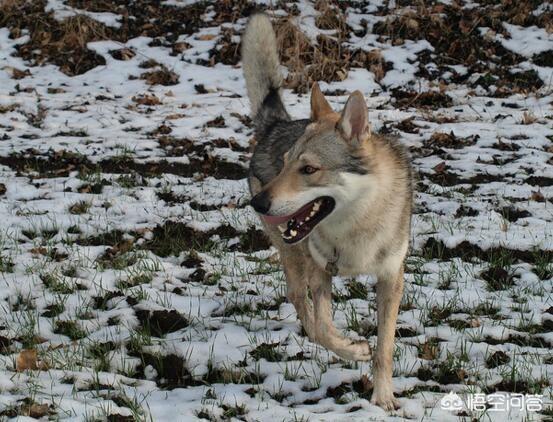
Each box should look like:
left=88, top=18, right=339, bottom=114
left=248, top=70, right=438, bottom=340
left=310, top=82, right=334, bottom=121
left=337, top=91, right=370, bottom=144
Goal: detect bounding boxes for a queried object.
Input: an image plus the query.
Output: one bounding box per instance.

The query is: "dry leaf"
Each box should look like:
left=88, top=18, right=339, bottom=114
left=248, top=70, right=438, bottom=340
left=198, top=34, right=216, bottom=41
left=23, top=403, right=50, bottom=418
left=165, top=113, right=186, bottom=120
left=433, top=161, right=448, bottom=173
left=16, top=349, right=38, bottom=371
left=419, top=342, right=439, bottom=360
left=531, top=191, right=545, bottom=202
left=30, top=247, right=47, bottom=256
left=16, top=348, right=49, bottom=371
left=132, top=94, right=161, bottom=106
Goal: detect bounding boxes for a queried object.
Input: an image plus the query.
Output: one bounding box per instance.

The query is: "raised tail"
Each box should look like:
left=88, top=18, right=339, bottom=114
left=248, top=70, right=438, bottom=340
left=241, top=13, right=289, bottom=131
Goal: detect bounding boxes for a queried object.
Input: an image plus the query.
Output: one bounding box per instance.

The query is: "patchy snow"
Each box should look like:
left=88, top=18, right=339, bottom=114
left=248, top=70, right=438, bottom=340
left=0, top=0, right=552, bottom=421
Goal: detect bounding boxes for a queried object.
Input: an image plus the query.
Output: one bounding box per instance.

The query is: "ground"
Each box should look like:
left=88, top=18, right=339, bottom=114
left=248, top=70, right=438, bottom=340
left=0, top=0, right=552, bottom=421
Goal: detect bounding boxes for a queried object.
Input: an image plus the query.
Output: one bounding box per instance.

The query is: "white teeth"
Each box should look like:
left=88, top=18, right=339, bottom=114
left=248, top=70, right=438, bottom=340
left=312, top=201, right=321, bottom=212
left=305, top=216, right=310, bottom=221
left=278, top=224, right=286, bottom=233
left=290, top=230, right=297, bottom=237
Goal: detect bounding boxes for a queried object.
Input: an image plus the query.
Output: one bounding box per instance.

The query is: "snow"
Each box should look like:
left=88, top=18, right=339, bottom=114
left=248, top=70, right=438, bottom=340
left=0, top=0, right=552, bottom=421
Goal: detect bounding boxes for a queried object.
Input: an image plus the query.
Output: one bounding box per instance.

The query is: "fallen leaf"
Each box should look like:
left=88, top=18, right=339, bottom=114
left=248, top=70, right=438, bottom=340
left=16, top=349, right=38, bottom=371
left=433, top=161, right=448, bottom=173
left=24, top=403, right=50, bottom=418
left=16, top=348, right=49, bottom=371
left=531, top=191, right=545, bottom=202
left=132, top=94, right=161, bottom=106
left=198, top=34, right=216, bottom=41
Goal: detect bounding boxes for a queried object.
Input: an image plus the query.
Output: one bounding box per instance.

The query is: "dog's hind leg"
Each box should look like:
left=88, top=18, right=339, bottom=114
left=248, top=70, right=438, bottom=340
left=370, top=268, right=404, bottom=411
left=308, top=265, right=372, bottom=361
left=280, top=251, right=317, bottom=341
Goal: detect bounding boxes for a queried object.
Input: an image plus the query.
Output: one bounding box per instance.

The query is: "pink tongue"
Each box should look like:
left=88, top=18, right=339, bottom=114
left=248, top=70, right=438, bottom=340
left=261, top=201, right=314, bottom=225
left=262, top=214, right=294, bottom=225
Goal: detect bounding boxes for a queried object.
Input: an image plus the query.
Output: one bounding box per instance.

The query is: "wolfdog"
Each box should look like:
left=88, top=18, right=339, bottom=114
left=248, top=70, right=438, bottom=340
left=241, top=14, right=413, bottom=410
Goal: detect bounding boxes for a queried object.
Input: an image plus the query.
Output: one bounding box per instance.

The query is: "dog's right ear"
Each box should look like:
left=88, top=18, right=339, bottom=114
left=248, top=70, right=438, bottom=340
left=310, top=82, right=334, bottom=121
left=337, top=91, right=370, bottom=144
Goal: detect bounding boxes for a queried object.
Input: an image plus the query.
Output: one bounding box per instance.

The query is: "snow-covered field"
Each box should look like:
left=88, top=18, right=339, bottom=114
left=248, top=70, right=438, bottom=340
left=0, top=0, right=552, bottom=420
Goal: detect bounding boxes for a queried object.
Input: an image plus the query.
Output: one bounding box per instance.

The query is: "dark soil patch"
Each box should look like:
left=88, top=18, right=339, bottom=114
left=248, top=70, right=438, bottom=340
left=486, top=351, right=510, bottom=369
left=75, top=230, right=128, bottom=247
left=1, top=1, right=107, bottom=75
left=207, top=28, right=240, bottom=66
left=107, top=415, right=134, bottom=422
left=455, top=205, right=479, bottom=218
left=424, top=132, right=478, bottom=150
left=392, top=89, right=452, bottom=109
left=533, top=50, right=553, bottom=67
left=158, top=137, right=205, bottom=157
left=424, top=169, right=505, bottom=187
left=135, top=352, right=198, bottom=389
left=189, top=201, right=219, bottom=212
left=525, top=176, right=553, bottom=187
left=327, top=375, right=374, bottom=402
left=484, top=378, right=549, bottom=395
left=144, top=222, right=270, bottom=257
left=482, top=335, right=549, bottom=349
left=395, top=117, right=420, bottom=134
left=2, top=0, right=258, bottom=75
left=0, top=336, right=13, bottom=354
left=181, top=252, right=203, bottom=268
left=492, top=140, right=520, bottom=151
left=134, top=309, right=188, bottom=337
left=99, top=157, right=248, bottom=180
left=499, top=206, right=531, bottom=222
left=373, top=2, right=550, bottom=95
left=141, top=67, right=179, bottom=86
left=421, top=237, right=553, bottom=265
left=249, top=342, right=284, bottom=362
left=41, top=303, right=64, bottom=318
left=92, top=291, right=124, bottom=311
left=0, top=149, right=92, bottom=178
left=202, top=367, right=265, bottom=385
left=416, top=364, right=466, bottom=385
left=481, top=266, right=515, bottom=291
left=396, top=326, right=418, bottom=338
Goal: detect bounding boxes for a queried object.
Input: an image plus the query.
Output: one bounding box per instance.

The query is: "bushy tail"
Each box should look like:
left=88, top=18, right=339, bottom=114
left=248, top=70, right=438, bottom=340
left=242, top=14, right=289, bottom=127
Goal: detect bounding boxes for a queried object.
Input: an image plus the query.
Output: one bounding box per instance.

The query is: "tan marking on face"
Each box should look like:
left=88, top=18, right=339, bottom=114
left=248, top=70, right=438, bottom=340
left=265, top=162, right=303, bottom=200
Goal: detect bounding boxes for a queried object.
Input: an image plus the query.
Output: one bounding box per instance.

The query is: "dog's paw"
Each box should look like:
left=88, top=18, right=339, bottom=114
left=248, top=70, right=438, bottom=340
left=370, top=391, right=399, bottom=411
left=331, top=339, right=372, bottom=361
left=349, top=339, right=372, bottom=361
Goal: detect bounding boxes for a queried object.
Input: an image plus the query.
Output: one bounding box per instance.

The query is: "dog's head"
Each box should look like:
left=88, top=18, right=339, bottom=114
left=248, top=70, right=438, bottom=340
left=251, top=83, right=375, bottom=244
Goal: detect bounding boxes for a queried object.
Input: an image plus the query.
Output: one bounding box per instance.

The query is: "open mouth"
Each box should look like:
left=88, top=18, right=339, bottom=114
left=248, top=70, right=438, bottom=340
left=262, top=196, right=336, bottom=244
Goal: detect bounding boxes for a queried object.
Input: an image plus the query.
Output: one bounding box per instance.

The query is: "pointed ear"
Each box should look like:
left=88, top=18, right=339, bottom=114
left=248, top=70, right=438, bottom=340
left=337, top=91, right=370, bottom=143
left=310, top=82, right=334, bottom=121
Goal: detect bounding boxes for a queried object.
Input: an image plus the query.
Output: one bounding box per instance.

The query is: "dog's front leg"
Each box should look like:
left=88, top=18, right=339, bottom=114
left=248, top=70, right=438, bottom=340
left=308, top=265, right=372, bottom=361
left=371, top=268, right=404, bottom=411
left=280, top=252, right=317, bottom=341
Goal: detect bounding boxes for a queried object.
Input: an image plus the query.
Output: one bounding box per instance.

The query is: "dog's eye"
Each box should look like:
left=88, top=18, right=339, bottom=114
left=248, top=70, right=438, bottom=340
left=300, top=165, right=318, bottom=175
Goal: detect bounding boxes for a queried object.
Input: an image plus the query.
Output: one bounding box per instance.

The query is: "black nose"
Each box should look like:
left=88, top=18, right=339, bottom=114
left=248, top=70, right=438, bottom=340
left=251, top=191, right=271, bottom=214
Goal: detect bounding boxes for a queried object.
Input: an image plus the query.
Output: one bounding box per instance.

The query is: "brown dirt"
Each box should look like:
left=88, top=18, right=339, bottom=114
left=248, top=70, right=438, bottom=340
left=134, top=309, right=188, bottom=337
